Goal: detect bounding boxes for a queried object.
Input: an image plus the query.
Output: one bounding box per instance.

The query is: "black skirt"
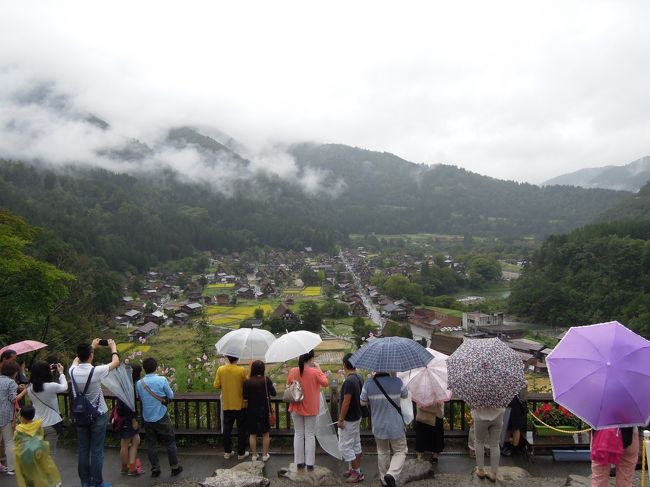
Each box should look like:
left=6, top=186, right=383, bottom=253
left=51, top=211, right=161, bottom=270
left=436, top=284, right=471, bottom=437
left=415, top=417, right=444, bottom=453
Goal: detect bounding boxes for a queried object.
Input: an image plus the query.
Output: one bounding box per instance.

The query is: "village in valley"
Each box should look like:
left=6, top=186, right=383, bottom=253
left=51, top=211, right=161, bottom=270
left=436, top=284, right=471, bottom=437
left=110, top=241, right=553, bottom=394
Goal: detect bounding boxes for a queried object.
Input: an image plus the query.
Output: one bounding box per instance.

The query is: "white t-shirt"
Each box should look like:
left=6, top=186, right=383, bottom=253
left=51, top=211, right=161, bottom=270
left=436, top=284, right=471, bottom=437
left=28, top=375, right=68, bottom=427
left=68, top=363, right=111, bottom=415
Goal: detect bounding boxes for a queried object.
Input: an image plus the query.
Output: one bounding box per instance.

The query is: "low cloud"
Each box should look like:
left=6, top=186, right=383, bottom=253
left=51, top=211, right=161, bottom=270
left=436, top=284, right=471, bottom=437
left=0, top=71, right=343, bottom=197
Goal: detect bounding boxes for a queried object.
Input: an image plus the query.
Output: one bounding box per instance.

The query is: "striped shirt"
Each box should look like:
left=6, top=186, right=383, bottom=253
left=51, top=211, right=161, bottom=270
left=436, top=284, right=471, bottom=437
left=360, top=374, right=407, bottom=439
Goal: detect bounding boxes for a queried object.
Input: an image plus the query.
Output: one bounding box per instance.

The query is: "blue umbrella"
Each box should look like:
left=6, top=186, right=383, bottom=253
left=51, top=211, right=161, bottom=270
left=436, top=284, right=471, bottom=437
left=349, top=337, right=433, bottom=372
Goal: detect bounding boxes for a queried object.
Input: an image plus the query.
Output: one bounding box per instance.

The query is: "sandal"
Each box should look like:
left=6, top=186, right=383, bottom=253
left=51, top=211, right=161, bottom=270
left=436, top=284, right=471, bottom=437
left=475, top=468, right=487, bottom=479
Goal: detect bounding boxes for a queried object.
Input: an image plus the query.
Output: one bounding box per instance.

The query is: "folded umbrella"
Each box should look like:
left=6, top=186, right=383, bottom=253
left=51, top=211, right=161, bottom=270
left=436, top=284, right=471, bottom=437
left=215, top=328, right=276, bottom=361
left=397, top=348, right=451, bottom=406
left=0, top=340, right=48, bottom=356
left=349, top=336, right=433, bottom=372
left=447, top=338, right=526, bottom=408
left=264, top=330, right=322, bottom=363
left=102, top=364, right=136, bottom=412
left=547, top=321, right=650, bottom=429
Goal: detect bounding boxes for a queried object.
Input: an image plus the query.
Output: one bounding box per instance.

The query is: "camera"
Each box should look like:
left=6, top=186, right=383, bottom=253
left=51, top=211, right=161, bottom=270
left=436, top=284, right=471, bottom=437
left=50, top=364, right=57, bottom=370
left=98, top=339, right=109, bottom=346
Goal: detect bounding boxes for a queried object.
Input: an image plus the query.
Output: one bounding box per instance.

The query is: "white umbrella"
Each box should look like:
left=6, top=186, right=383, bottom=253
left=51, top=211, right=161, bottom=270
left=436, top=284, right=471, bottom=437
left=397, top=348, right=451, bottom=407
left=264, top=330, right=322, bottom=363
left=215, top=328, right=276, bottom=361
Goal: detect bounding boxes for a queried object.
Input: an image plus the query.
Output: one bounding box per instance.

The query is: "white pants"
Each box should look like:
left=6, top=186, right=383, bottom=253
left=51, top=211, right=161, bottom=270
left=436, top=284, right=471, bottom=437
left=338, top=419, right=362, bottom=462
left=376, top=436, right=408, bottom=480
left=1, top=423, right=14, bottom=470
left=292, top=413, right=317, bottom=467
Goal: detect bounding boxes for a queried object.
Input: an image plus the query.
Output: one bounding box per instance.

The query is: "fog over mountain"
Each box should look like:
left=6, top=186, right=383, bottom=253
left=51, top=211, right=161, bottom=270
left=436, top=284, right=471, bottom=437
left=2, top=1, right=650, bottom=183
left=543, top=156, right=650, bottom=192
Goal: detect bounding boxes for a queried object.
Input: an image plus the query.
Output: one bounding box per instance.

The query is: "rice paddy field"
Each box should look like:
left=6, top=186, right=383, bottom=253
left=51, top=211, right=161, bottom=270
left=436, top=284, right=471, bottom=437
left=205, top=303, right=275, bottom=327
left=283, top=286, right=321, bottom=297
left=202, top=283, right=235, bottom=296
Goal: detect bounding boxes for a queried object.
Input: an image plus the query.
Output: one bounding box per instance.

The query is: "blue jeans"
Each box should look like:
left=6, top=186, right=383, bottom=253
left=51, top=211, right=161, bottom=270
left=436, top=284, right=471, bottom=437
left=76, top=412, right=108, bottom=487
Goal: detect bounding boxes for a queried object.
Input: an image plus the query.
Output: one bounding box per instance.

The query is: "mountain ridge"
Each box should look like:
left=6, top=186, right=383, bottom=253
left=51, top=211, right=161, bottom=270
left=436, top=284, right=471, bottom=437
left=543, top=155, right=650, bottom=191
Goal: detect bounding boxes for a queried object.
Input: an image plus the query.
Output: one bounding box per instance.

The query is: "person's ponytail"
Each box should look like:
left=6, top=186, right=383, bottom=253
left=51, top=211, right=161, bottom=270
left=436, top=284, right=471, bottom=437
left=298, top=350, right=315, bottom=376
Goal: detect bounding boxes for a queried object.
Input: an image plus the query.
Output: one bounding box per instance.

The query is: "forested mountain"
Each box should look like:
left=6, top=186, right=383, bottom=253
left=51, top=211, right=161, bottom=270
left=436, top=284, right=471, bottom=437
left=509, top=220, right=650, bottom=336
left=0, top=127, right=631, bottom=272
left=543, top=155, right=650, bottom=191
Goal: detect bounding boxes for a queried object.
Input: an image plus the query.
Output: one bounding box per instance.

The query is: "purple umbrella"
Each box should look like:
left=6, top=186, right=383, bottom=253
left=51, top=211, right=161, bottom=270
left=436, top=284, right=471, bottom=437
left=547, top=321, right=650, bottom=430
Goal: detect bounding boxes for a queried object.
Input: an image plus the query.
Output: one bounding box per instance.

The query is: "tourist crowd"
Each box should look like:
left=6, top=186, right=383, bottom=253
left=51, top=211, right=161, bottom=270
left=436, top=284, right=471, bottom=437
left=0, top=341, right=646, bottom=487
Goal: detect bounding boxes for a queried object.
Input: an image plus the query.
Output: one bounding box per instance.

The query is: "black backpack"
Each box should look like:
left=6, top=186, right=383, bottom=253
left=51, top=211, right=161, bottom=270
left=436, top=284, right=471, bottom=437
left=70, top=367, right=101, bottom=426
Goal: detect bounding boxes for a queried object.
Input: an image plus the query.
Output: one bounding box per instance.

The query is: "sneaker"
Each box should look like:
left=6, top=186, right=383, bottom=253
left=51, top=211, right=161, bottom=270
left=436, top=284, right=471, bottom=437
left=224, top=451, right=236, bottom=459
left=6, top=470, right=15, bottom=476
left=121, top=465, right=129, bottom=475
left=262, top=453, right=271, bottom=462
left=346, top=471, right=365, bottom=483
left=384, top=474, right=396, bottom=487
left=343, top=468, right=353, bottom=478
left=251, top=453, right=259, bottom=462
left=296, top=463, right=306, bottom=470
left=307, top=465, right=314, bottom=471
left=171, top=465, right=183, bottom=476
left=238, top=451, right=250, bottom=460
left=151, top=469, right=161, bottom=478
left=127, top=469, right=141, bottom=477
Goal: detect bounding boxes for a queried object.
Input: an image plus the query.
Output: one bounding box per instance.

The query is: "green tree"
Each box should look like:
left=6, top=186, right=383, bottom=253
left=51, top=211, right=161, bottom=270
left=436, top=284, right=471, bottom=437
left=299, top=301, right=323, bottom=333
left=0, top=210, right=74, bottom=344
left=352, top=317, right=374, bottom=347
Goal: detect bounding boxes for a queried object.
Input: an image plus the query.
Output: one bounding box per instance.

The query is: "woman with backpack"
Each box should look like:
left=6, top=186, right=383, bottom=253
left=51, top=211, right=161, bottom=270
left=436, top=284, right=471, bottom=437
left=112, top=365, right=142, bottom=476
left=286, top=350, right=328, bottom=471
left=16, top=361, right=67, bottom=458
left=243, top=360, right=276, bottom=462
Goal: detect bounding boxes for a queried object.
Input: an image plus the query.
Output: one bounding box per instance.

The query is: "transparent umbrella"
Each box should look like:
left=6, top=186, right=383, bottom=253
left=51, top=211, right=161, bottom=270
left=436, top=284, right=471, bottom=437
left=215, top=328, right=276, bottom=361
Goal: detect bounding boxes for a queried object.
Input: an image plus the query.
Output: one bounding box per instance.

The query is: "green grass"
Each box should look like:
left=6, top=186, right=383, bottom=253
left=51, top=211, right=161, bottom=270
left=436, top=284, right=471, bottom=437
left=499, top=261, right=522, bottom=273
left=428, top=306, right=464, bottom=318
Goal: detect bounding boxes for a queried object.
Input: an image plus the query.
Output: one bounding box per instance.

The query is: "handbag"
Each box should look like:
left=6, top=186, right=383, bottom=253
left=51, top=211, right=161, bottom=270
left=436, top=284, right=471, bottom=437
left=283, top=380, right=304, bottom=403
left=415, top=406, right=439, bottom=427
left=591, top=428, right=624, bottom=466
left=264, top=376, right=276, bottom=426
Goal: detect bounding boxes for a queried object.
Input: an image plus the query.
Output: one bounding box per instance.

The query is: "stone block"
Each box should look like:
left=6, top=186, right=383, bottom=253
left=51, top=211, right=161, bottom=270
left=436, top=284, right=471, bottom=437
left=277, top=463, right=340, bottom=486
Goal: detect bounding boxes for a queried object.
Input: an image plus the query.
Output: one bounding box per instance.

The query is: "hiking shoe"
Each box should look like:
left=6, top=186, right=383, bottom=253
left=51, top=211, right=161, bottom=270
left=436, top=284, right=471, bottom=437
left=262, top=453, right=271, bottom=462
left=171, top=466, right=183, bottom=476
left=346, top=471, right=365, bottom=483
left=224, top=451, right=236, bottom=459
left=238, top=451, right=250, bottom=460
left=384, top=474, right=396, bottom=487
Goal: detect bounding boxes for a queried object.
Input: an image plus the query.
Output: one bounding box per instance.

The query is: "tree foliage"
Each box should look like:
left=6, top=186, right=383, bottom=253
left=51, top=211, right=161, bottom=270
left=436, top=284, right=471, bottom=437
left=509, top=220, right=650, bottom=336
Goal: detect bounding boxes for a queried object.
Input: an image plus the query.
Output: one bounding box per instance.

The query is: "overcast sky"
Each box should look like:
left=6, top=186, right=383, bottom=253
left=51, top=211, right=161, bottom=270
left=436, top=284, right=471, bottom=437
left=1, top=0, right=650, bottom=184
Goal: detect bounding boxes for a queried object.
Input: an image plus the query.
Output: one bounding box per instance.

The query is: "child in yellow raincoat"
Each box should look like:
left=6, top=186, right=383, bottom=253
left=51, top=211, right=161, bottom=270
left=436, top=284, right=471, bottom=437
left=14, top=405, right=61, bottom=487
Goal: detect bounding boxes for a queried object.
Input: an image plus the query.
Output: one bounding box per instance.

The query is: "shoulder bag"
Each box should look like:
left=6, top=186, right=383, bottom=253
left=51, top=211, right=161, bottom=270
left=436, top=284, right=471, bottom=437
left=264, top=376, right=276, bottom=426
left=30, top=386, right=65, bottom=434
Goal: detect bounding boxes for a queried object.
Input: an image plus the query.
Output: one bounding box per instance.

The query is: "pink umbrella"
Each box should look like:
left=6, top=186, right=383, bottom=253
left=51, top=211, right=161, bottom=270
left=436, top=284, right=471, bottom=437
left=0, top=340, right=48, bottom=356
left=397, top=348, right=452, bottom=406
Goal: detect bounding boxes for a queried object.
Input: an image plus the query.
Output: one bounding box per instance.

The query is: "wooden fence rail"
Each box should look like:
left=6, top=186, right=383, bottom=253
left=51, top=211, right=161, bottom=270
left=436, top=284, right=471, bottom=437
left=56, top=392, right=557, bottom=438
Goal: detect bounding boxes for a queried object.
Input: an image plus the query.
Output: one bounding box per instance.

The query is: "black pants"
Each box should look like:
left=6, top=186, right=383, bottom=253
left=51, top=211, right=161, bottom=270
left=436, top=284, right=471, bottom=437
left=223, top=409, right=247, bottom=455
left=144, top=414, right=179, bottom=472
